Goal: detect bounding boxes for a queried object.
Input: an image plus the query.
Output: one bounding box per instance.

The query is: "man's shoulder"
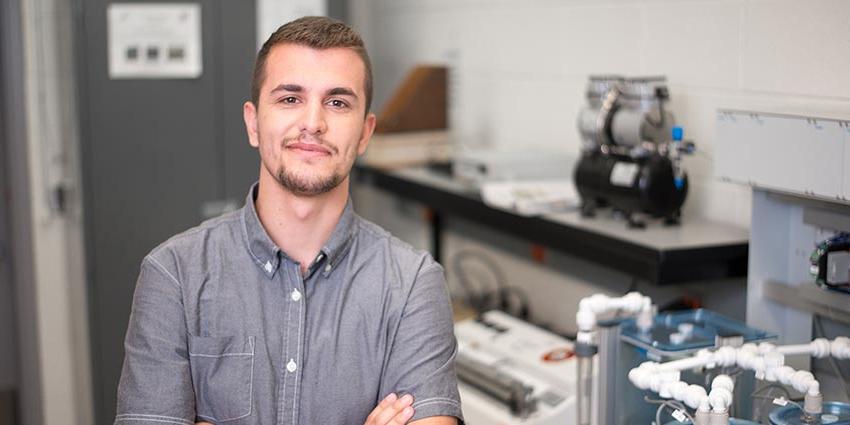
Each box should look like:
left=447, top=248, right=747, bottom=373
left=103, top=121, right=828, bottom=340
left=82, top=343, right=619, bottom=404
left=354, top=214, right=441, bottom=273
left=145, top=209, right=242, bottom=266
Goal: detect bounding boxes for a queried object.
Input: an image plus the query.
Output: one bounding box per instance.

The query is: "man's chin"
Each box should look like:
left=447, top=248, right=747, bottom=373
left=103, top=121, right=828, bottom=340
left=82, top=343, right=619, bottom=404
left=275, top=171, right=343, bottom=197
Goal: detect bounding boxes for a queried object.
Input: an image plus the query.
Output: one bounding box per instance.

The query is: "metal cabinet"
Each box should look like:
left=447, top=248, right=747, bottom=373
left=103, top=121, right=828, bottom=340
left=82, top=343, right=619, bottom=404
left=74, top=1, right=257, bottom=423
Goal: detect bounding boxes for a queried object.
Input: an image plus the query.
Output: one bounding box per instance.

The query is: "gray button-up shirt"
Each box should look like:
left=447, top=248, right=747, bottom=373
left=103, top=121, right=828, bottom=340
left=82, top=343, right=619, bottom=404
left=115, top=184, right=462, bottom=425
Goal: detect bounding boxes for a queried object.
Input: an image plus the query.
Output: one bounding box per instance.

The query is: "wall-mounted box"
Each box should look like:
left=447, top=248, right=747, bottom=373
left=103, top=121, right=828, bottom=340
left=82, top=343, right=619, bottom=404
left=716, top=110, right=849, bottom=203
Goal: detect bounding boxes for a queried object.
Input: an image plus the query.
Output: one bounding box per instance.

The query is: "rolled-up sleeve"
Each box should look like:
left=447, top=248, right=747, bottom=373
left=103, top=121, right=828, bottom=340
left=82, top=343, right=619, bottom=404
left=115, top=255, right=196, bottom=425
left=381, top=262, right=463, bottom=423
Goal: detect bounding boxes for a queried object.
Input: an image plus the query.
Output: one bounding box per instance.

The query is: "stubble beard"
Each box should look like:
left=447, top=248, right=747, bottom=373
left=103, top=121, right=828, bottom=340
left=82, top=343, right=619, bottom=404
left=271, top=135, right=346, bottom=196
left=275, top=165, right=344, bottom=197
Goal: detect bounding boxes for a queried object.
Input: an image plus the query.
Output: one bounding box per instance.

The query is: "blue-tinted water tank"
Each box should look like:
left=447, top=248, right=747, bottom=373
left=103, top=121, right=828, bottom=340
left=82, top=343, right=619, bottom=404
left=770, top=402, right=850, bottom=425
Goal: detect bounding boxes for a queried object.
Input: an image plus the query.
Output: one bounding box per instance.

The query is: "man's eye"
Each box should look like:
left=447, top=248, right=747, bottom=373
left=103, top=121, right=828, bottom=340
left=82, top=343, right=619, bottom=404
left=328, top=99, right=348, bottom=108
left=281, top=96, right=298, bottom=104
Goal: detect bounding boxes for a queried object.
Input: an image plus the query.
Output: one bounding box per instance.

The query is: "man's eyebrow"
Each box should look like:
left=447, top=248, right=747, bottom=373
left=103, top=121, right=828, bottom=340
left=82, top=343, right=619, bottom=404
left=270, top=84, right=303, bottom=93
left=327, top=87, right=357, bottom=98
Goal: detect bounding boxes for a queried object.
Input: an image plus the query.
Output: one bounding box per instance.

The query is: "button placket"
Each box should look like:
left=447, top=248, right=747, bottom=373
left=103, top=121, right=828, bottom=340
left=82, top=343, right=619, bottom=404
left=284, top=264, right=307, bottom=424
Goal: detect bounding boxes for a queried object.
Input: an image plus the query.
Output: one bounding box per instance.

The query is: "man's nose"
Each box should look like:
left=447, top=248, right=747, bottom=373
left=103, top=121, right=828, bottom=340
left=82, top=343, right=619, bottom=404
left=298, top=101, right=327, bottom=135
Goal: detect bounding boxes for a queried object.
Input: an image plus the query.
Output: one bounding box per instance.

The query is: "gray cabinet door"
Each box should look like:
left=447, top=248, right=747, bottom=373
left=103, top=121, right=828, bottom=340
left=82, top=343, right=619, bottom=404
left=75, top=1, right=256, bottom=423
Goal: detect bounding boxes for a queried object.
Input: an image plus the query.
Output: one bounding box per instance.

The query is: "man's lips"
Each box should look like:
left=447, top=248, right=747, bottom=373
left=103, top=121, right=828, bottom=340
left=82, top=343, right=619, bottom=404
left=287, top=142, right=332, bottom=155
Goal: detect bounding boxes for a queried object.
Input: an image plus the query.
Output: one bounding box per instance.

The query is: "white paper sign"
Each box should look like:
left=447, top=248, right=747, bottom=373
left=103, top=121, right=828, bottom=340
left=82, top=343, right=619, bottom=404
left=108, top=3, right=202, bottom=78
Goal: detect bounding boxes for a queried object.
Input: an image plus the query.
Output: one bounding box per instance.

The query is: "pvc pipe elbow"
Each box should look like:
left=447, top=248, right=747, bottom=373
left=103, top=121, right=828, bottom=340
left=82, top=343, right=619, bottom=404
left=808, top=380, right=820, bottom=397
left=790, top=370, right=817, bottom=394
left=711, top=375, right=734, bottom=393
left=628, top=362, right=657, bottom=389
left=683, top=384, right=708, bottom=409
left=576, top=310, right=596, bottom=332
left=709, top=387, right=733, bottom=412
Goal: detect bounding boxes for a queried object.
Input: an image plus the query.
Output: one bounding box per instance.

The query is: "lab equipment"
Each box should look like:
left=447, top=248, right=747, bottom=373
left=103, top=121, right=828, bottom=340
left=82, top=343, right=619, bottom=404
left=810, top=233, right=850, bottom=294
left=631, top=336, right=850, bottom=424
left=453, top=150, right=575, bottom=184
left=455, top=310, right=585, bottom=425
left=574, top=291, right=784, bottom=425
left=574, top=75, right=694, bottom=227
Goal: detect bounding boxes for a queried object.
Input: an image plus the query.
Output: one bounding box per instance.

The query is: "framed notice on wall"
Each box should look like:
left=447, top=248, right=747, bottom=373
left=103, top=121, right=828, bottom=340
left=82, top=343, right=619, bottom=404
left=107, top=3, right=202, bottom=79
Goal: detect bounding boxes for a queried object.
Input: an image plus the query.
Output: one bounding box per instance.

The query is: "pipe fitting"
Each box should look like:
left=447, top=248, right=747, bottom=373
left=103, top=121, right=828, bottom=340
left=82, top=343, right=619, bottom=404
left=832, top=336, right=850, bottom=359
left=804, top=391, right=823, bottom=415
left=810, top=338, right=831, bottom=358
left=708, top=410, right=730, bottom=425
left=683, top=384, right=707, bottom=409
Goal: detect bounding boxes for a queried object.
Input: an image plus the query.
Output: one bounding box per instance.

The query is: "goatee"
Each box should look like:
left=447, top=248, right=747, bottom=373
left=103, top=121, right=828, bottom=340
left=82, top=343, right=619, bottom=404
left=275, top=167, right=344, bottom=196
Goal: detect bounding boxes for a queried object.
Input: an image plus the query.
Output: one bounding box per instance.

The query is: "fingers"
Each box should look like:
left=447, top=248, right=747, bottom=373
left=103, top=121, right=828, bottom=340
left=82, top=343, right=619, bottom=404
left=365, top=392, right=398, bottom=423
left=388, top=403, right=414, bottom=425
left=365, top=393, right=415, bottom=425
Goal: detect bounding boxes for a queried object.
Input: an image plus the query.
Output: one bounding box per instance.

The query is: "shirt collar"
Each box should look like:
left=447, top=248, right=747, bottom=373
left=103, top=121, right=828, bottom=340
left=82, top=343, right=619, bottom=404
left=241, top=182, right=358, bottom=278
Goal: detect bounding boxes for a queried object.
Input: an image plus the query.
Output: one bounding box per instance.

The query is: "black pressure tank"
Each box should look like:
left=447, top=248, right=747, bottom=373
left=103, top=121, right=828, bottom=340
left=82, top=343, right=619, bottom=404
left=574, top=151, right=688, bottom=219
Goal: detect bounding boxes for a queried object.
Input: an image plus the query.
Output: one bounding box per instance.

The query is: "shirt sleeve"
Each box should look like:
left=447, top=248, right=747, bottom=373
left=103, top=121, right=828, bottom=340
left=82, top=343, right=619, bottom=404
left=114, top=255, right=196, bottom=425
left=381, top=261, right=464, bottom=423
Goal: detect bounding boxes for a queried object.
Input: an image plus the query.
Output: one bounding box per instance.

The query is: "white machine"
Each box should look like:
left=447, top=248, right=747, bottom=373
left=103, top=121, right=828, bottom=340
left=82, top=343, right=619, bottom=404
left=452, top=150, right=575, bottom=184
left=455, top=310, right=590, bottom=425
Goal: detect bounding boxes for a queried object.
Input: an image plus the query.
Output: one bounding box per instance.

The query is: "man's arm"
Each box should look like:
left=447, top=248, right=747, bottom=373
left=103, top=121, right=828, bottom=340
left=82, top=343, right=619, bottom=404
left=379, top=261, right=464, bottom=423
left=115, top=255, right=196, bottom=425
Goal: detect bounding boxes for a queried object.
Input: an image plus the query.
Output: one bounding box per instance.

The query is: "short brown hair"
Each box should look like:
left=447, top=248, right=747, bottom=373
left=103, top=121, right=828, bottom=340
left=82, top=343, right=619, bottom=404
left=251, top=16, right=373, bottom=113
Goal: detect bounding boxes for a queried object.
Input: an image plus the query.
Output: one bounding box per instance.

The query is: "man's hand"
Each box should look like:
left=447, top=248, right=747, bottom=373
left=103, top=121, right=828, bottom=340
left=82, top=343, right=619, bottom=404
left=365, top=393, right=415, bottom=425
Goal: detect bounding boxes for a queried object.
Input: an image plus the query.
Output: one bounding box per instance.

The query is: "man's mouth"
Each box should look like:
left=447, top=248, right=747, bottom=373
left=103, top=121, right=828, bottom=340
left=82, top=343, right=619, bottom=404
left=287, top=142, right=332, bottom=155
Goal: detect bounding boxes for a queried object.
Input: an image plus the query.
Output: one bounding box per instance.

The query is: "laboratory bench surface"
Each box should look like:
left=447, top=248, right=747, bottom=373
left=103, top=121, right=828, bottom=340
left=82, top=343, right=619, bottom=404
left=353, top=164, right=749, bottom=285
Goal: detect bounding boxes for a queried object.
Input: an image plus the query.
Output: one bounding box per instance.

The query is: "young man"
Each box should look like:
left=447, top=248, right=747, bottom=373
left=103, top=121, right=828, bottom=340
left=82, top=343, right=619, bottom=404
left=115, top=17, right=462, bottom=425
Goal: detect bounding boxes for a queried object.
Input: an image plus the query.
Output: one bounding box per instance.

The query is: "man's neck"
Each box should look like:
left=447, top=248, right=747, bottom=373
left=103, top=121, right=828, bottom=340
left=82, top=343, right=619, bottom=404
left=255, top=172, right=349, bottom=275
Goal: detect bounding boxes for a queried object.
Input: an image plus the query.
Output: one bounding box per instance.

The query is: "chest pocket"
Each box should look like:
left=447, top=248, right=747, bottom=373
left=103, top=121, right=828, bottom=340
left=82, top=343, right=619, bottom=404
left=189, top=335, right=255, bottom=422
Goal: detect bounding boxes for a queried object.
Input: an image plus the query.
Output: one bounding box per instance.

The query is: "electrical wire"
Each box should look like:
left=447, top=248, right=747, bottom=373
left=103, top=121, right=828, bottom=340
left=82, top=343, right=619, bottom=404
left=751, top=383, right=792, bottom=399
left=644, top=396, right=695, bottom=425
left=451, top=249, right=530, bottom=319
left=750, top=384, right=792, bottom=423
left=814, top=314, right=850, bottom=400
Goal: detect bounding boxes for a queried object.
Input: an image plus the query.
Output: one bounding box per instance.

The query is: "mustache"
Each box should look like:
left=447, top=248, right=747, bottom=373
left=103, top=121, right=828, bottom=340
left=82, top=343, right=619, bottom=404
left=282, top=135, right=338, bottom=154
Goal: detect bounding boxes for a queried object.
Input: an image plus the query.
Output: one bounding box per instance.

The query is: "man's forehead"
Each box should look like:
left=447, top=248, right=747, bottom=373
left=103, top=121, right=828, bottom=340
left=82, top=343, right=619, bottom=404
left=264, top=44, right=365, bottom=92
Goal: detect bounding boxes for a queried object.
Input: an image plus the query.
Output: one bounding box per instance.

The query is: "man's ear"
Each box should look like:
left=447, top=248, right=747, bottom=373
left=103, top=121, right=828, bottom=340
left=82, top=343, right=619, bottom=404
left=243, top=101, right=259, bottom=148
left=357, top=112, right=377, bottom=155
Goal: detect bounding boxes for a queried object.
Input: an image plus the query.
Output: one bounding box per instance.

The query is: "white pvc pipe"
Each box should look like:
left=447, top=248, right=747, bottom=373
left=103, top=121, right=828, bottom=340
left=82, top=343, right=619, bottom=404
left=656, top=354, right=713, bottom=373
left=575, top=291, right=653, bottom=332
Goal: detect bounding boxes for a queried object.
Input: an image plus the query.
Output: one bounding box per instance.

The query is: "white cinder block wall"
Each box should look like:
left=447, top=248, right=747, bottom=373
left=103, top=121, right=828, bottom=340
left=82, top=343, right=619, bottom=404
left=352, top=0, right=850, bottom=229
left=349, top=0, right=850, bottom=333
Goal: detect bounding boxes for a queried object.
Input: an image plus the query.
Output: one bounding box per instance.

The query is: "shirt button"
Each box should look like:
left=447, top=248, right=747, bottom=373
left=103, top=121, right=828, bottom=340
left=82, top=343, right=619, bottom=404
left=291, top=289, right=302, bottom=302
left=286, top=359, right=297, bottom=373
left=264, top=261, right=273, bottom=273
left=324, top=264, right=332, bottom=273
